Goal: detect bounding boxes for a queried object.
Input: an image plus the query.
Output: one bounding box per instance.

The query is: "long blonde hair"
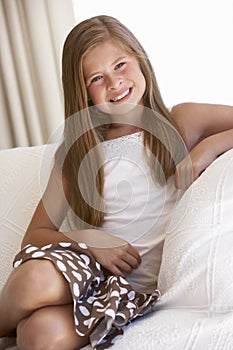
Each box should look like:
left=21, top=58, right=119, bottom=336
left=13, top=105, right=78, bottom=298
left=56, top=15, right=185, bottom=229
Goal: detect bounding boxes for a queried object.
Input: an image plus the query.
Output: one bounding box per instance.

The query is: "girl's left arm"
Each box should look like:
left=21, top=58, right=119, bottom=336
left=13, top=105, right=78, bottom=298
left=171, top=103, right=233, bottom=189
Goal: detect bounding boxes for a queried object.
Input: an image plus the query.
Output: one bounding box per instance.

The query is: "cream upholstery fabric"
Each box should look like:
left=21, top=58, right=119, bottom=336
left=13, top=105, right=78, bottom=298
left=0, top=145, right=56, bottom=291
left=158, top=148, right=233, bottom=311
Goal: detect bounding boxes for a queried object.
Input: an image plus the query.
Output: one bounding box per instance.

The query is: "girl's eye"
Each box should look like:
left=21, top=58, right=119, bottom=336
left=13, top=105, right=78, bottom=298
left=91, top=75, right=102, bottom=84
left=115, top=62, right=126, bottom=70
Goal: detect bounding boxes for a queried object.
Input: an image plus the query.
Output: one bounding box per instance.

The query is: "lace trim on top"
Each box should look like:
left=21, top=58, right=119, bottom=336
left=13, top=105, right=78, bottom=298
left=101, top=131, right=144, bottom=161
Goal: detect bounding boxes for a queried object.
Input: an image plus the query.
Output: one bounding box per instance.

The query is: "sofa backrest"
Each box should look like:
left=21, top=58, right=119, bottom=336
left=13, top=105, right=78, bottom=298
left=0, top=144, right=56, bottom=290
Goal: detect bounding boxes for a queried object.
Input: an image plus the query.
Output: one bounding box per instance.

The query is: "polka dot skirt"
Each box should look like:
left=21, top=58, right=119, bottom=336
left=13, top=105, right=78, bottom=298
left=13, top=242, right=160, bottom=349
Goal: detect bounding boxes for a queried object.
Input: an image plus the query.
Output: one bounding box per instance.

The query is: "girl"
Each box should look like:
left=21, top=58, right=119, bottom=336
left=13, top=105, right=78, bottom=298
left=0, top=15, right=233, bottom=350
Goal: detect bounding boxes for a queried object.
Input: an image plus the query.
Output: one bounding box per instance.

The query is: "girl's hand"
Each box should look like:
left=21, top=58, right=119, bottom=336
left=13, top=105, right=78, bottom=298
left=88, top=242, right=141, bottom=278
left=175, top=137, right=217, bottom=190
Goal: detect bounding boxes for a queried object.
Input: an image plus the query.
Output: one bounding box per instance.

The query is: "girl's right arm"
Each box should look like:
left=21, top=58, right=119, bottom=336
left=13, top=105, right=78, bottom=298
left=22, top=167, right=141, bottom=278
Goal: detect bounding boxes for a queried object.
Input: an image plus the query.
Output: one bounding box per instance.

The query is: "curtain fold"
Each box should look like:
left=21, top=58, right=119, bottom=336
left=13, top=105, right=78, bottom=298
left=0, top=0, right=75, bottom=149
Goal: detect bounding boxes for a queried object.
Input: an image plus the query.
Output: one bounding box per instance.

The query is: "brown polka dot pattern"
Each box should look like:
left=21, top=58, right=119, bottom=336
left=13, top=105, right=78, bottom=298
left=13, top=242, right=160, bottom=349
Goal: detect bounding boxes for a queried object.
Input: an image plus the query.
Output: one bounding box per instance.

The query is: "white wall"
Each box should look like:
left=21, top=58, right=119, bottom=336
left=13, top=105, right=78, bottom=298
left=72, top=0, right=233, bottom=107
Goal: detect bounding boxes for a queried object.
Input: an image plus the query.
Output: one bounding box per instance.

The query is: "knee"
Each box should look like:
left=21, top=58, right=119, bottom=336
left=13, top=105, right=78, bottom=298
left=17, top=327, right=61, bottom=350
left=17, top=312, right=59, bottom=350
left=17, top=319, right=45, bottom=350
left=17, top=326, right=58, bottom=350
left=17, top=306, right=82, bottom=350
left=9, top=260, right=66, bottom=308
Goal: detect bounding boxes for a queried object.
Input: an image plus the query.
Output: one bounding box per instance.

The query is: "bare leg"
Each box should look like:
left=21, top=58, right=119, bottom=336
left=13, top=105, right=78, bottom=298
left=17, top=304, right=89, bottom=350
left=0, top=259, right=72, bottom=336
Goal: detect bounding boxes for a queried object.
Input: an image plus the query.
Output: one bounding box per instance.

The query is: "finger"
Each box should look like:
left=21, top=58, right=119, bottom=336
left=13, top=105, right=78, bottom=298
left=125, top=244, right=141, bottom=264
left=116, top=259, right=134, bottom=275
left=175, top=166, right=185, bottom=189
left=109, top=251, right=139, bottom=275
left=175, top=162, right=193, bottom=190
left=108, top=264, right=127, bottom=278
left=104, top=258, right=133, bottom=278
left=184, top=165, right=193, bottom=189
left=185, top=157, right=195, bottom=189
left=124, top=251, right=141, bottom=269
left=174, top=168, right=181, bottom=189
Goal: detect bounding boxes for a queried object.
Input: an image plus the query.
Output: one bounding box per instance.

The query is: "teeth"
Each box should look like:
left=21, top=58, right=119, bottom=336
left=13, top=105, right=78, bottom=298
left=112, top=89, right=130, bottom=102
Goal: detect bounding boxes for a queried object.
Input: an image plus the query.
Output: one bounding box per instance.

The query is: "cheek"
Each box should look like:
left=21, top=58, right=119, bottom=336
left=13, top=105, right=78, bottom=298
left=127, top=66, right=146, bottom=87
left=87, top=86, right=101, bottom=103
left=124, top=65, right=137, bottom=78
left=133, top=68, right=146, bottom=95
left=140, top=73, right=146, bottom=95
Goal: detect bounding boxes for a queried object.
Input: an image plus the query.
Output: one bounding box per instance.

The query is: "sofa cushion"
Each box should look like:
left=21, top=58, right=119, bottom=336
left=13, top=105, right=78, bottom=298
left=0, top=145, right=56, bottom=291
left=158, top=148, right=233, bottom=312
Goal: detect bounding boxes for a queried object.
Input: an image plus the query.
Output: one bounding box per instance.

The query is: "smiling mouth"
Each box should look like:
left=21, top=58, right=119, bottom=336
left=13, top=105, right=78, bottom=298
left=110, top=88, right=131, bottom=102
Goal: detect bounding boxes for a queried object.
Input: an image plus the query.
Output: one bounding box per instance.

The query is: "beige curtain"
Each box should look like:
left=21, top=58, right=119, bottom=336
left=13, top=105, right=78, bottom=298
left=0, top=0, right=75, bottom=149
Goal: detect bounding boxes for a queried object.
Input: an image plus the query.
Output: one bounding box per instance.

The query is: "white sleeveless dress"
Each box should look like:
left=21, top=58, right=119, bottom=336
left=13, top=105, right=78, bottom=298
left=101, top=132, right=178, bottom=293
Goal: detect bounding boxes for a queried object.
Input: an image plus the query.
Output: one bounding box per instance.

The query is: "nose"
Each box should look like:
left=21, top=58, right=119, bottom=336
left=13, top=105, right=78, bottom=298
left=107, top=74, right=123, bottom=90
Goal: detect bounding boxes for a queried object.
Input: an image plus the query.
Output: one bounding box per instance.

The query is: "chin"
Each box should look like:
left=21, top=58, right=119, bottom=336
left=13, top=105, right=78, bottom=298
left=99, top=102, right=141, bottom=117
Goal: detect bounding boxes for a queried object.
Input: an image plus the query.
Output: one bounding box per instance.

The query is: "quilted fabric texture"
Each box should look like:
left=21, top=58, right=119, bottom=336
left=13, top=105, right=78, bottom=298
left=158, top=148, right=233, bottom=311
left=0, top=145, right=56, bottom=291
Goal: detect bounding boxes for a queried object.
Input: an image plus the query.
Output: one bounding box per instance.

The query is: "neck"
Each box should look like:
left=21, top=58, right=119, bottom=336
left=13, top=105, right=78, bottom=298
left=102, top=103, right=144, bottom=140
left=104, top=124, right=142, bottom=141
left=110, top=104, right=143, bottom=125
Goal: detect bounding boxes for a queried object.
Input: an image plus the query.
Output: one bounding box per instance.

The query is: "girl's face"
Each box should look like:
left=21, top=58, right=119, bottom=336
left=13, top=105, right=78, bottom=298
left=83, top=40, right=146, bottom=116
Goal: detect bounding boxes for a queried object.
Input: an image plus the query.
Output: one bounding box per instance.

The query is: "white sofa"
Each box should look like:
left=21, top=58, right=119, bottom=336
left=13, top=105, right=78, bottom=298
left=0, top=145, right=233, bottom=350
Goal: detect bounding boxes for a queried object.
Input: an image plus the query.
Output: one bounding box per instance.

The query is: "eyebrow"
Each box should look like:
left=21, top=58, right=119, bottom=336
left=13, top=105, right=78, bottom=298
left=85, top=55, right=128, bottom=81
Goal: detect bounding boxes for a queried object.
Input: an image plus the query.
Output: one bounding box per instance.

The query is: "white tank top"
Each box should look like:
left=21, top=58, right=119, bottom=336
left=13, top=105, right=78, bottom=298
left=101, top=132, right=178, bottom=293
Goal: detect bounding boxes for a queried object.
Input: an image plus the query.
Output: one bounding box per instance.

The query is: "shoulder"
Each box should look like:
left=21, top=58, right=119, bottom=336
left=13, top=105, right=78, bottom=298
left=170, top=102, right=204, bottom=150
left=170, top=102, right=233, bottom=150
